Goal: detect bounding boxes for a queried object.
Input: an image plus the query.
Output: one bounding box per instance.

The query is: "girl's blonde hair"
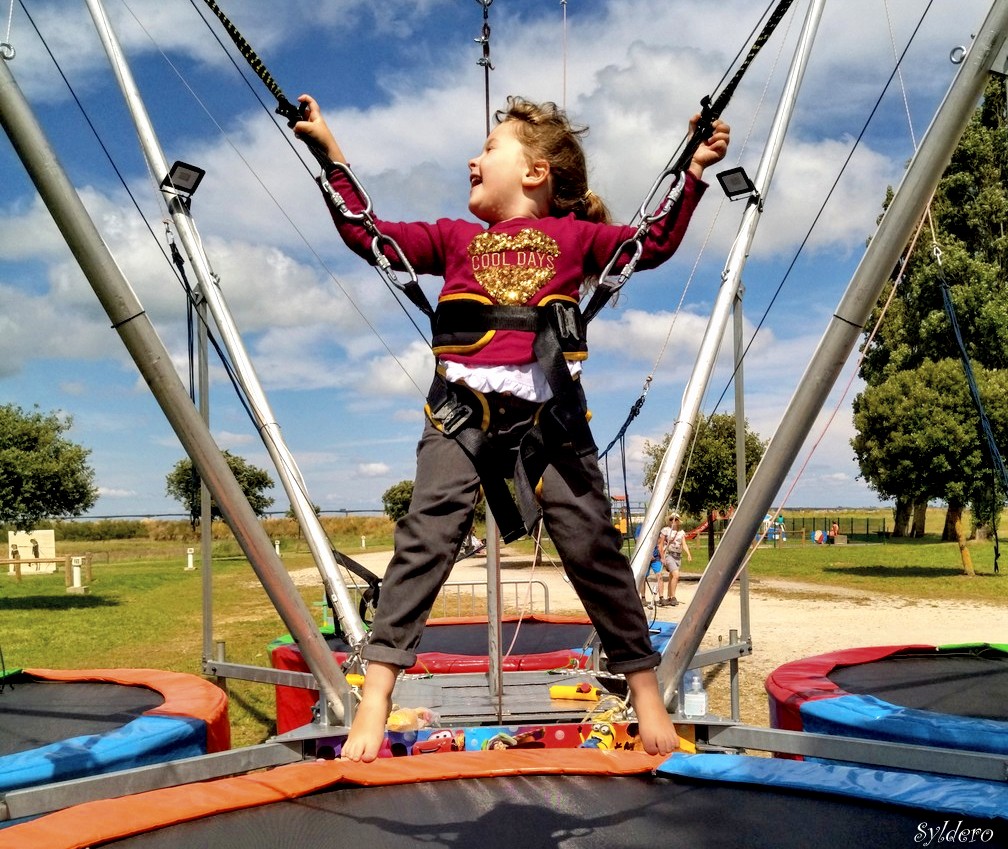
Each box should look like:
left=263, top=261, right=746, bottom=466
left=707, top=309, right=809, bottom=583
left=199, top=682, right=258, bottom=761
left=496, top=96, right=611, bottom=224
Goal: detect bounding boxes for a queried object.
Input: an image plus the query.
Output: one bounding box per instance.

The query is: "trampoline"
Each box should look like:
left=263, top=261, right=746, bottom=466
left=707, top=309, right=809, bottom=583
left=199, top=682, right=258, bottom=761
left=766, top=643, right=1008, bottom=754
left=0, top=668, right=230, bottom=795
left=270, top=616, right=675, bottom=734
left=3, top=749, right=1003, bottom=849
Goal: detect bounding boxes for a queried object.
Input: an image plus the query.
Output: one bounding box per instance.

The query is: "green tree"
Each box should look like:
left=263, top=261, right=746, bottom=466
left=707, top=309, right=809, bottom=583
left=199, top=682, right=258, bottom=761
left=165, top=451, right=275, bottom=527
left=0, top=404, right=98, bottom=530
left=855, top=77, right=1008, bottom=553
left=382, top=480, right=414, bottom=522
left=641, top=413, right=766, bottom=518
left=285, top=503, right=321, bottom=518
left=851, top=359, right=1008, bottom=575
left=379, top=481, right=486, bottom=525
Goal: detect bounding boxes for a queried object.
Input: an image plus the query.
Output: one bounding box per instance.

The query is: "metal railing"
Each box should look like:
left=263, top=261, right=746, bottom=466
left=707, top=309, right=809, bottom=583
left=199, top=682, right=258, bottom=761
left=345, top=579, right=551, bottom=620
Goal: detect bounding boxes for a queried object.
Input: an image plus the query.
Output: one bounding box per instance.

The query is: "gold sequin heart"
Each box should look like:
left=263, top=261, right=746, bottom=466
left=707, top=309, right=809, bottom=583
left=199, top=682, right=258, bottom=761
left=467, top=229, right=560, bottom=305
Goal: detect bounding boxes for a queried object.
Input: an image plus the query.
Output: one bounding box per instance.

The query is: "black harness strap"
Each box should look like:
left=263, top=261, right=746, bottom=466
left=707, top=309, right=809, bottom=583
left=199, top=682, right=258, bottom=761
left=426, top=375, right=527, bottom=542
left=330, top=550, right=382, bottom=627
left=532, top=302, right=595, bottom=457
left=426, top=299, right=597, bottom=540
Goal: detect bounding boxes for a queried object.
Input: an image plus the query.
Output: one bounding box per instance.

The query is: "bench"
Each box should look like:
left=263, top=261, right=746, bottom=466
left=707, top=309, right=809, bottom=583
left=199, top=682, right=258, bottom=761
left=2, top=555, right=92, bottom=583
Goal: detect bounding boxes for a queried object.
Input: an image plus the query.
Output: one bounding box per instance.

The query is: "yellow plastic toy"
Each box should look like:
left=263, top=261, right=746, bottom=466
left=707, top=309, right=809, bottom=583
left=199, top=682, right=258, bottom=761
left=549, top=682, right=601, bottom=701
left=385, top=706, right=437, bottom=732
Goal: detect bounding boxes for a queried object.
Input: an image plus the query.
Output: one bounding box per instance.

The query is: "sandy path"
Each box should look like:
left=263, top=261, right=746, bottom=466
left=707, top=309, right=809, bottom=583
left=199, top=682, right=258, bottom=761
left=293, top=547, right=1007, bottom=725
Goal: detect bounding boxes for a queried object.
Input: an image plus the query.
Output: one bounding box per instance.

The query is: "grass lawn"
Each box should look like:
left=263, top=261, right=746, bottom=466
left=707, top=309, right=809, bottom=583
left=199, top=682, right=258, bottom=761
left=1, top=511, right=1003, bottom=747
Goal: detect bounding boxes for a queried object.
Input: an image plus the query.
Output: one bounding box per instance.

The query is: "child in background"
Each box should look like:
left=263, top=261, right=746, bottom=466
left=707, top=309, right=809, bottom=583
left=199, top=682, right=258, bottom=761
left=295, top=94, right=729, bottom=762
left=657, top=512, right=692, bottom=606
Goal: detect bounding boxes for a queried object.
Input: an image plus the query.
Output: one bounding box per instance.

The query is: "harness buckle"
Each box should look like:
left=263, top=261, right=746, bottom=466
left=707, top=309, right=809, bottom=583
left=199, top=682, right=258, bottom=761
left=430, top=397, right=474, bottom=436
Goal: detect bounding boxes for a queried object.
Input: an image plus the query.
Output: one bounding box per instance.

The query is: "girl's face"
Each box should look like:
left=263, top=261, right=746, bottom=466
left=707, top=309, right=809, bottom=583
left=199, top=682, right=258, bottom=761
left=468, top=120, right=535, bottom=223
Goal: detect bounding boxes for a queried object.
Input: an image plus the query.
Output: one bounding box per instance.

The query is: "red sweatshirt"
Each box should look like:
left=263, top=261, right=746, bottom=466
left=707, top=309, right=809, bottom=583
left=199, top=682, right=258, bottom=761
left=327, top=168, right=706, bottom=367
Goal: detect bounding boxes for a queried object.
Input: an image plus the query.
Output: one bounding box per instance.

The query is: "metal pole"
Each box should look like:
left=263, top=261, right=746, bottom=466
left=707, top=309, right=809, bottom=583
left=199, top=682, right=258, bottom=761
left=628, top=0, right=826, bottom=603
left=732, top=285, right=751, bottom=706
left=485, top=510, right=504, bottom=712
left=659, top=0, right=1008, bottom=702
left=199, top=299, right=214, bottom=663
left=84, top=0, right=366, bottom=645
left=0, top=54, right=349, bottom=724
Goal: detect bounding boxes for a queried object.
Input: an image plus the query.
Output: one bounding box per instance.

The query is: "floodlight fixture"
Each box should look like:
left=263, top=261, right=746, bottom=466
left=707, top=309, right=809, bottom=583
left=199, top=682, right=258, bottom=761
left=160, top=161, right=206, bottom=206
left=716, top=166, right=759, bottom=202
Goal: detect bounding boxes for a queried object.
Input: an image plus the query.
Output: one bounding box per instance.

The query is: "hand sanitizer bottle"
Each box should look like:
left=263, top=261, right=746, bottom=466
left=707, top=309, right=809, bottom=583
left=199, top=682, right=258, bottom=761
left=681, top=669, right=708, bottom=718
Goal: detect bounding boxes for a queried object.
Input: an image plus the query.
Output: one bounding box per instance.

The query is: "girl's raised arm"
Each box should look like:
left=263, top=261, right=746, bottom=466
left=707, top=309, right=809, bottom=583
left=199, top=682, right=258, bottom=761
left=294, top=94, right=347, bottom=165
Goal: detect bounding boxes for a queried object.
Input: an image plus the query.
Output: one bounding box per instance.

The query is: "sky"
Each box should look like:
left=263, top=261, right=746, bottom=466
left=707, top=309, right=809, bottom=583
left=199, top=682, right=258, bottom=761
left=0, top=0, right=995, bottom=520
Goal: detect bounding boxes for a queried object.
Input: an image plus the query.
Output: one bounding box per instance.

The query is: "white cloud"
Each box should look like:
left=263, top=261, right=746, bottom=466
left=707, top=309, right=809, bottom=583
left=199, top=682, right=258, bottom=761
left=354, top=340, right=435, bottom=400
left=0, top=0, right=990, bottom=516
left=216, top=430, right=256, bottom=448
left=97, top=486, right=136, bottom=498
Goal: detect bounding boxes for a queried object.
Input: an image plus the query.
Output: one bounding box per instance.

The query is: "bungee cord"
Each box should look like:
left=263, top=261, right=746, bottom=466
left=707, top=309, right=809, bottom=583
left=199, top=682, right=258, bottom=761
left=705, top=0, right=940, bottom=421
left=1, top=0, right=14, bottom=59
left=30, top=0, right=953, bottom=543
left=14, top=0, right=413, bottom=604
left=602, top=0, right=951, bottom=539
left=198, top=0, right=304, bottom=130
left=738, top=0, right=961, bottom=554
left=98, top=0, right=434, bottom=399
left=598, top=0, right=801, bottom=531
left=582, top=0, right=797, bottom=324
left=596, top=1, right=794, bottom=463
left=184, top=0, right=436, bottom=365
left=475, top=0, right=494, bottom=137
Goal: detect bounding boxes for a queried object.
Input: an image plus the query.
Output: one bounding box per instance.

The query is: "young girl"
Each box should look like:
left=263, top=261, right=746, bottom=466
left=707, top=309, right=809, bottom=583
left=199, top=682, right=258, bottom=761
left=294, top=94, right=729, bottom=762
left=657, top=512, right=692, bottom=607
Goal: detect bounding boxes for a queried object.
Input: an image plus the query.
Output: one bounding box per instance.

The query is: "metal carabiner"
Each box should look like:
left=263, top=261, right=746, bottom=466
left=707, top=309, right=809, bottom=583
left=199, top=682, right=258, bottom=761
left=599, top=235, right=645, bottom=294
left=371, top=233, right=420, bottom=294
left=642, top=169, right=685, bottom=226
left=319, top=162, right=374, bottom=223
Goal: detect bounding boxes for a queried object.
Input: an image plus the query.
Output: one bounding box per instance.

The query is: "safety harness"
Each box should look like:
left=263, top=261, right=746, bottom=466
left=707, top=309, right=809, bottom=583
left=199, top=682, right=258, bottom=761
left=315, top=163, right=595, bottom=541
left=199, top=0, right=796, bottom=542
left=426, top=297, right=595, bottom=541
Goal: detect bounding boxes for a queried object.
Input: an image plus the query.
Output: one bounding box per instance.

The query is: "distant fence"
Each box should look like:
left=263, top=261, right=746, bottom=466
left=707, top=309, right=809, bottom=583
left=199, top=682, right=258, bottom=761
left=779, top=515, right=890, bottom=543
left=608, top=503, right=891, bottom=548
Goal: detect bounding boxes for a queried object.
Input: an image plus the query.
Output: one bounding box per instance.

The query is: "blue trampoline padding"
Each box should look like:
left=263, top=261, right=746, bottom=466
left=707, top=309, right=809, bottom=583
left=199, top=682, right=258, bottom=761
left=649, top=621, right=676, bottom=648
left=801, top=694, right=1008, bottom=756
left=0, top=714, right=206, bottom=794
left=658, top=753, right=1008, bottom=820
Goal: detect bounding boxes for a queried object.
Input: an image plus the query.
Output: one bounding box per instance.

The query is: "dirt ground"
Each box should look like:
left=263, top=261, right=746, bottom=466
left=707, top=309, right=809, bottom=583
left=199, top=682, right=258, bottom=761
left=295, top=548, right=1007, bottom=728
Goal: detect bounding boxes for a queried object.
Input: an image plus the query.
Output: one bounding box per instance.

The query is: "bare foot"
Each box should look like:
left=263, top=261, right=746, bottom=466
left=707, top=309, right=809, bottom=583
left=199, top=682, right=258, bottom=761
left=341, top=662, right=396, bottom=762
left=340, top=692, right=391, bottom=762
left=626, top=669, right=679, bottom=756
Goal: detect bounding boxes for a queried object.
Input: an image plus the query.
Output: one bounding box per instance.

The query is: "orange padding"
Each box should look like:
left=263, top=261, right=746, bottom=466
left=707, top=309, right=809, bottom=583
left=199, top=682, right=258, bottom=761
left=25, top=667, right=230, bottom=753
left=9, top=748, right=667, bottom=849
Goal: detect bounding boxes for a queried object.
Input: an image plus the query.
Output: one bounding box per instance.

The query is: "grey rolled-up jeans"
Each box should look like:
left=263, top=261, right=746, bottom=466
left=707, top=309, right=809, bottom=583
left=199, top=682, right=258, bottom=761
left=361, top=403, right=659, bottom=676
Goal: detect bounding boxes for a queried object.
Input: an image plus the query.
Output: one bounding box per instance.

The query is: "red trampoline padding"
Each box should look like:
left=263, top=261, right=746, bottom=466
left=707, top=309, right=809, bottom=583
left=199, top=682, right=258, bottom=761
left=764, top=645, right=930, bottom=733
left=7, top=748, right=667, bottom=849
left=25, top=667, right=231, bottom=754
left=271, top=614, right=595, bottom=734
